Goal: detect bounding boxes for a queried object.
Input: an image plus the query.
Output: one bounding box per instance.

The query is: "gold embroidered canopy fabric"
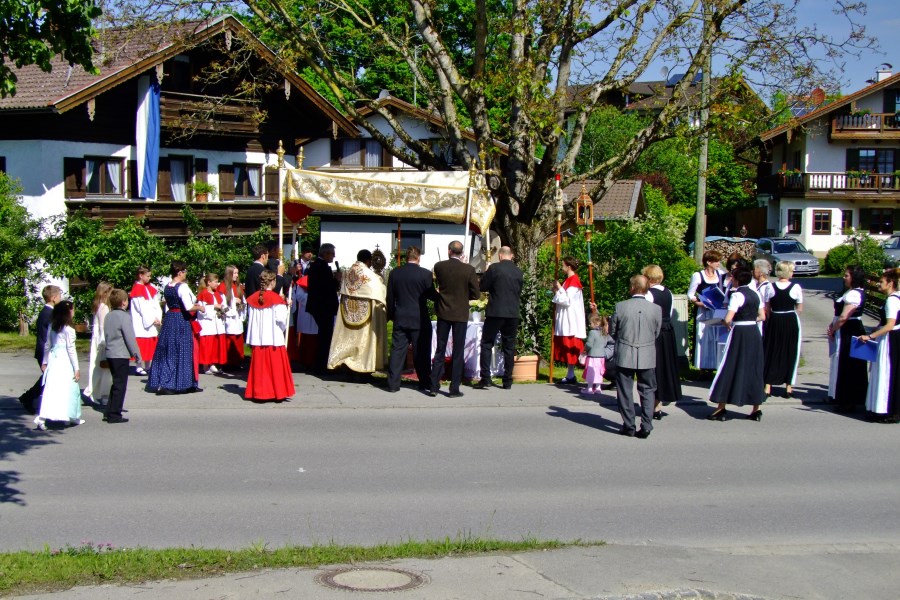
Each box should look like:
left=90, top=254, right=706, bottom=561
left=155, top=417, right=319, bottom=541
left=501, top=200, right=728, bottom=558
left=284, top=169, right=495, bottom=233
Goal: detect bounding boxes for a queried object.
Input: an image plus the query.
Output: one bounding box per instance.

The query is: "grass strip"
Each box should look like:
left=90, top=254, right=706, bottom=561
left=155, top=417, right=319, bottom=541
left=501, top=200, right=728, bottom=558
left=0, top=537, right=598, bottom=595
left=0, top=332, right=91, bottom=354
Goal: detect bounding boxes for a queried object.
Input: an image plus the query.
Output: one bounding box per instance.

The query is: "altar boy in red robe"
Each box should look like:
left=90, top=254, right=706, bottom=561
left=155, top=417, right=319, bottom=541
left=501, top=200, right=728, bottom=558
left=129, top=266, right=162, bottom=375
left=245, top=270, right=295, bottom=402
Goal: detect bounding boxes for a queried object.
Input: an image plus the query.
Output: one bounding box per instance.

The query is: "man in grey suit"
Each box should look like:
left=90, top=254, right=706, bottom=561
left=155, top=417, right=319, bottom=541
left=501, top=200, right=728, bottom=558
left=609, top=274, right=662, bottom=439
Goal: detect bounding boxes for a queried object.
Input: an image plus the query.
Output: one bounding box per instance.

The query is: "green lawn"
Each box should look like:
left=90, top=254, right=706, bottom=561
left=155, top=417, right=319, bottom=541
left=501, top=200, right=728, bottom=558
left=0, top=331, right=90, bottom=355
left=0, top=537, right=598, bottom=595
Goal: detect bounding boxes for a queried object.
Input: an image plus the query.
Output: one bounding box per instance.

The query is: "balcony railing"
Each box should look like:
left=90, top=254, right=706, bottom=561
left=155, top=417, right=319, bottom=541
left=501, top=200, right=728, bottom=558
left=160, top=91, right=262, bottom=137
left=831, top=112, right=900, bottom=138
left=777, top=171, right=900, bottom=194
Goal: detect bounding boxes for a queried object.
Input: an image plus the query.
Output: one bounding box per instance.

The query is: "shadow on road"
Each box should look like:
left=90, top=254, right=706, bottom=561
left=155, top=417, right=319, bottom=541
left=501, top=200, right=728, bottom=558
left=0, top=398, right=61, bottom=506
left=546, top=405, right=621, bottom=435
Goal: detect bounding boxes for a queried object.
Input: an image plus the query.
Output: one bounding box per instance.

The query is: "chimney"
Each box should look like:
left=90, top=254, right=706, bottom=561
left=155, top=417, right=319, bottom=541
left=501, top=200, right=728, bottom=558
left=877, top=63, right=894, bottom=82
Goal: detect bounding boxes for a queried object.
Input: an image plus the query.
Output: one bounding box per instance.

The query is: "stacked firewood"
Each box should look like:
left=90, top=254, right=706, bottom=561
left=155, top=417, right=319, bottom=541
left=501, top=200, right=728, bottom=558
left=703, top=239, right=757, bottom=261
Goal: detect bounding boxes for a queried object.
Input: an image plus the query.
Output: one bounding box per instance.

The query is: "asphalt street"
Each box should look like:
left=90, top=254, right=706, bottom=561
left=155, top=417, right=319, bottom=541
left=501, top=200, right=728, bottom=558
left=2, top=279, right=898, bottom=599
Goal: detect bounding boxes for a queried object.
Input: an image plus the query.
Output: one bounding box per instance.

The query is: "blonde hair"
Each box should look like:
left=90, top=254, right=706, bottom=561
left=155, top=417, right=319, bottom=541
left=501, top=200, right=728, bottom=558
left=775, top=260, right=794, bottom=279
left=223, top=265, right=242, bottom=304
left=589, top=313, right=608, bottom=334
left=91, top=281, right=113, bottom=315
left=199, top=273, right=219, bottom=293
left=641, top=264, right=664, bottom=284
left=256, top=270, right=277, bottom=305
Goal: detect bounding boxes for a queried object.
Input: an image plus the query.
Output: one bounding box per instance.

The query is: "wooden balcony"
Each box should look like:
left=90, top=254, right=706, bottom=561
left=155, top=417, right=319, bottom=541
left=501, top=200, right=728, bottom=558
left=64, top=199, right=278, bottom=238
left=160, top=91, right=262, bottom=137
left=831, top=113, right=900, bottom=139
left=775, top=172, right=900, bottom=198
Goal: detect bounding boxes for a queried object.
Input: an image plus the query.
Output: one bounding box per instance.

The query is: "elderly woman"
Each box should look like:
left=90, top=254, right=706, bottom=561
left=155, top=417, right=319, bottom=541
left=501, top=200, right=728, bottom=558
left=828, top=265, right=869, bottom=413
left=859, top=268, right=900, bottom=423
left=552, top=256, right=587, bottom=384
left=763, top=261, right=804, bottom=398
left=642, top=264, right=683, bottom=418
left=687, top=250, right=726, bottom=374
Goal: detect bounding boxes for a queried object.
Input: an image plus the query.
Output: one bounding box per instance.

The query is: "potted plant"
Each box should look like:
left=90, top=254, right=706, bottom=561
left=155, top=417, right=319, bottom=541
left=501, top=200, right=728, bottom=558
left=846, top=170, right=861, bottom=189
left=469, top=294, right=488, bottom=323
left=189, top=181, right=217, bottom=202
left=893, top=170, right=900, bottom=190
left=513, top=271, right=542, bottom=382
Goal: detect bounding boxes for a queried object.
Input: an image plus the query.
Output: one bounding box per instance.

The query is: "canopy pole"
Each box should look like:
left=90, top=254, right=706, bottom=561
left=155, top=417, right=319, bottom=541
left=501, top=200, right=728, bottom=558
left=463, top=161, right=476, bottom=262
left=276, top=140, right=287, bottom=343
left=396, top=218, right=403, bottom=266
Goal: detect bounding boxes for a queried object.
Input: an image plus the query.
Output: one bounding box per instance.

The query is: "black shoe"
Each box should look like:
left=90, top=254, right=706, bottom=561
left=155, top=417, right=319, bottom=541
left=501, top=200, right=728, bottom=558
left=635, top=429, right=651, bottom=439
left=188, top=387, right=203, bottom=393
left=653, top=411, right=667, bottom=420
left=447, top=391, right=464, bottom=398
left=156, top=388, right=176, bottom=396
left=747, top=410, right=763, bottom=421
left=502, top=382, right=512, bottom=389
left=385, top=387, right=400, bottom=393
left=558, top=376, right=577, bottom=385
left=425, top=390, right=437, bottom=397
left=106, top=417, right=129, bottom=424
left=707, top=408, right=727, bottom=421
left=618, top=426, right=635, bottom=437
left=473, top=379, right=492, bottom=390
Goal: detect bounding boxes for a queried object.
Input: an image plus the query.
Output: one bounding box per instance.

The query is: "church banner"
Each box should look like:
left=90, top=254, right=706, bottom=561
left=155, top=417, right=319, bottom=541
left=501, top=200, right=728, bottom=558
left=283, top=169, right=495, bottom=234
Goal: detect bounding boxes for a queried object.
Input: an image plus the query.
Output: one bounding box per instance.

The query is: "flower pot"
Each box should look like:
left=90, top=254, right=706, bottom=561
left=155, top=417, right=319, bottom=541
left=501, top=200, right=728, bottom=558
left=195, top=193, right=209, bottom=202
left=512, top=354, right=539, bottom=382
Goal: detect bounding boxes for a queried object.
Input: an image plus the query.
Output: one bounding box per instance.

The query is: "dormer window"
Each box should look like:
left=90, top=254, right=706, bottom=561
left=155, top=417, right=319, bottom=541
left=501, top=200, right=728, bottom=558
left=166, top=54, right=192, bottom=93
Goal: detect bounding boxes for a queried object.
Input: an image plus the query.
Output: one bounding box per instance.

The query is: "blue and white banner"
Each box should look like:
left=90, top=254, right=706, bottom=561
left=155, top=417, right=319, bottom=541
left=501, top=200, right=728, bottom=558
left=136, top=74, right=161, bottom=199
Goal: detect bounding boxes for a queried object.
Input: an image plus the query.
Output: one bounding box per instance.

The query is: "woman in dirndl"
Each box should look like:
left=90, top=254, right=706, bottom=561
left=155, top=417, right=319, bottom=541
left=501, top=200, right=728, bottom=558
left=707, top=266, right=766, bottom=421
left=828, top=265, right=869, bottom=413
left=763, top=261, right=803, bottom=398
left=147, top=261, right=203, bottom=395
left=687, top=250, right=725, bottom=375
left=643, top=264, right=683, bottom=420
left=552, top=257, right=587, bottom=384
left=859, top=268, right=900, bottom=423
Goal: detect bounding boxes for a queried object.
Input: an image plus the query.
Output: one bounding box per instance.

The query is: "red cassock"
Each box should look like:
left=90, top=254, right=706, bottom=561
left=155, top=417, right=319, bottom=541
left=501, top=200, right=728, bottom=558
left=245, top=290, right=295, bottom=401
left=216, top=282, right=245, bottom=367
left=196, top=289, right=227, bottom=364
left=129, top=282, right=160, bottom=362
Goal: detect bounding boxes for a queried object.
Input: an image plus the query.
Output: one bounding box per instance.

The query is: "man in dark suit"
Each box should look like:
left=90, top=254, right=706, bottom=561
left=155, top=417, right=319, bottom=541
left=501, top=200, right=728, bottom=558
left=474, top=246, right=524, bottom=390
left=305, top=243, right=341, bottom=375
left=386, top=246, right=438, bottom=393
left=244, top=244, right=269, bottom=297
left=19, top=285, right=62, bottom=414
left=430, top=240, right=480, bottom=397
left=609, top=274, right=662, bottom=439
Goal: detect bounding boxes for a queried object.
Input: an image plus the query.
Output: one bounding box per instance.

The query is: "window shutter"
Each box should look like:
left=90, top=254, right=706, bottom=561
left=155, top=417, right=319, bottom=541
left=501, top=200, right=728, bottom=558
left=264, top=167, right=279, bottom=202
left=382, top=145, right=391, bottom=168
left=157, top=157, right=172, bottom=201
left=194, top=158, right=208, bottom=185
left=845, top=148, right=860, bottom=171
left=330, top=139, right=341, bottom=166
left=218, top=164, right=235, bottom=200
left=127, top=160, right=138, bottom=199
left=859, top=208, right=872, bottom=231
left=63, top=157, right=86, bottom=199
left=884, top=90, right=897, bottom=115
left=0, top=156, right=6, bottom=173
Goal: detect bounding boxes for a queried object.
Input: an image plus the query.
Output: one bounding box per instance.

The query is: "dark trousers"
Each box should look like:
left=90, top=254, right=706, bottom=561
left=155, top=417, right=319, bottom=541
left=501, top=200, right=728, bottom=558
left=431, top=320, right=467, bottom=394
left=105, top=358, right=130, bottom=419
left=479, top=317, right=518, bottom=386
left=19, top=358, right=44, bottom=413
left=312, top=313, right=336, bottom=373
left=388, top=324, right=433, bottom=391
left=615, top=366, right=657, bottom=433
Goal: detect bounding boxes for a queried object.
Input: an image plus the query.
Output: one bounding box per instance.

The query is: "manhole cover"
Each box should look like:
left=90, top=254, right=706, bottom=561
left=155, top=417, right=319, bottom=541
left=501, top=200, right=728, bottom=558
left=315, top=567, right=428, bottom=592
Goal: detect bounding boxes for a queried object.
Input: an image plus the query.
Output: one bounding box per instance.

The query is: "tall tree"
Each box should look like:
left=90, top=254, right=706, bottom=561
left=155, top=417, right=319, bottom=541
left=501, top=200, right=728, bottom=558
left=0, top=0, right=102, bottom=97
left=109, top=0, right=872, bottom=265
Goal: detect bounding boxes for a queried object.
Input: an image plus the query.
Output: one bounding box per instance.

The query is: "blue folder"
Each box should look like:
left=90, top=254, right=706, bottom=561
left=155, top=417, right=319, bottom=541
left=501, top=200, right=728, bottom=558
left=699, top=285, right=726, bottom=310
left=849, top=336, right=878, bottom=362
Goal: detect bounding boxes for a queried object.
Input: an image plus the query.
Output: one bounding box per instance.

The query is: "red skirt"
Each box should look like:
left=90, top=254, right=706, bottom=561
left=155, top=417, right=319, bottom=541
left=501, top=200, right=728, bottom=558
left=197, top=334, right=226, bottom=365
left=223, top=334, right=244, bottom=367
left=136, top=337, right=158, bottom=363
left=553, top=335, right=585, bottom=365
left=246, top=346, right=295, bottom=401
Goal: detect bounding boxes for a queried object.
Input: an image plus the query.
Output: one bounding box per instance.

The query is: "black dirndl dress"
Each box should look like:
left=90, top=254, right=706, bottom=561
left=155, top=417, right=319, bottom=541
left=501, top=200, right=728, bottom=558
left=649, top=285, right=683, bottom=404
left=763, top=282, right=802, bottom=386
left=147, top=284, right=197, bottom=393
left=829, top=288, right=868, bottom=409
left=709, top=286, right=765, bottom=407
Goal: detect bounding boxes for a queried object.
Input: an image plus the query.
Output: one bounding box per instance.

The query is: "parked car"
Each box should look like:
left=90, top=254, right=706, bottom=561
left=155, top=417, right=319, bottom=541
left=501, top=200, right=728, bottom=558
left=753, top=237, right=820, bottom=275
left=882, top=235, right=900, bottom=266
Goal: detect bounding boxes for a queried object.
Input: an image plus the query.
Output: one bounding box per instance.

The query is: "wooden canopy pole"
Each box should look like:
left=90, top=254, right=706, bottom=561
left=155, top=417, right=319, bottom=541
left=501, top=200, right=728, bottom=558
left=575, top=182, right=596, bottom=307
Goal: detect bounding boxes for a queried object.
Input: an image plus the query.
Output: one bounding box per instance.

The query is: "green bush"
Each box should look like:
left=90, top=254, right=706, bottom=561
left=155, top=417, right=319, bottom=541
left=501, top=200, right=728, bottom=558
left=823, top=232, right=887, bottom=277
left=0, top=173, right=44, bottom=330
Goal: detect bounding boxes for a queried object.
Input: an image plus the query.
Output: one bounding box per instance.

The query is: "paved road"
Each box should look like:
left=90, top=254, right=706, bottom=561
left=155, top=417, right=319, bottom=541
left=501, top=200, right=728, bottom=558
left=2, top=281, right=899, bottom=598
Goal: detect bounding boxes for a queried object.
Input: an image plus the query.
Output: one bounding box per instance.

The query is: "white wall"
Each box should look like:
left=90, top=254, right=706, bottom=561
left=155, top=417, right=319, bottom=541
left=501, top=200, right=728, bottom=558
left=321, top=220, right=474, bottom=271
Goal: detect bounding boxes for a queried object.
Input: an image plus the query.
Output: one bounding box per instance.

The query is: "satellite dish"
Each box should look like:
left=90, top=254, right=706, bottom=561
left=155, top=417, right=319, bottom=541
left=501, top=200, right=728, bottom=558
left=810, top=88, right=826, bottom=105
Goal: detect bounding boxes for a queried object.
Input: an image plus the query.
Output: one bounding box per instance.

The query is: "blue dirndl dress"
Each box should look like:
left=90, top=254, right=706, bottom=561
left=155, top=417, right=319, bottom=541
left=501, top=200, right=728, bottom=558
left=147, top=284, right=197, bottom=393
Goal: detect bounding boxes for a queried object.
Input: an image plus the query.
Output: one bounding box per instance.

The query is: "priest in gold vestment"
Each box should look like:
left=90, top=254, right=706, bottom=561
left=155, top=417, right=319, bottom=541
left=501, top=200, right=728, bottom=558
left=327, top=250, right=388, bottom=373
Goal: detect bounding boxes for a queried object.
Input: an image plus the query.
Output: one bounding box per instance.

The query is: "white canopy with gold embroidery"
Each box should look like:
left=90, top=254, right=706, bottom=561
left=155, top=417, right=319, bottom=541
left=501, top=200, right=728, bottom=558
left=283, top=168, right=495, bottom=235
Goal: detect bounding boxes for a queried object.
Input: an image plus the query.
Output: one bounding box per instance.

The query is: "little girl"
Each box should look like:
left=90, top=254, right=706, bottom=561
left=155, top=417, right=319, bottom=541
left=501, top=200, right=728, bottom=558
left=196, top=273, right=227, bottom=374
left=35, top=300, right=83, bottom=430
left=245, top=270, right=295, bottom=402
left=583, top=313, right=614, bottom=394
left=130, top=266, right=162, bottom=375
left=84, top=281, right=113, bottom=405
left=216, top=265, right=245, bottom=370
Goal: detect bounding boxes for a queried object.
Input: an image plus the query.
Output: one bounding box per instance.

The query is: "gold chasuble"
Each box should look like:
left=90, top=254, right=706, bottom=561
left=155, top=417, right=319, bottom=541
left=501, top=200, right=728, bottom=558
left=327, top=261, right=388, bottom=373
